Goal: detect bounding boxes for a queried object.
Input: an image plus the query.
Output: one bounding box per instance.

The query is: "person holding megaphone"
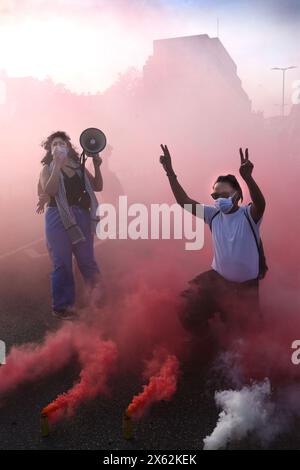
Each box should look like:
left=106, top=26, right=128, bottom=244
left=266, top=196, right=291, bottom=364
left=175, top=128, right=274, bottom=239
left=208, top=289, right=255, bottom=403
left=38, top=130, right=105, bottom=320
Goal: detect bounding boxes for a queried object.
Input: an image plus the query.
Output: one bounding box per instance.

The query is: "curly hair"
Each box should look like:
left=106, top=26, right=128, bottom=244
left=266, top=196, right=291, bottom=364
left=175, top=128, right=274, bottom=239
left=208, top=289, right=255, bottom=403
left=40, top=130, right=80, bottom=166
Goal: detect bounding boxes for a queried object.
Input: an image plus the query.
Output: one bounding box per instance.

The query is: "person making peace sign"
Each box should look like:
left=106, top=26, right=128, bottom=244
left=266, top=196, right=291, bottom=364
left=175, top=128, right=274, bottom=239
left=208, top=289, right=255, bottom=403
left=160, top=145, right=266, bottom=335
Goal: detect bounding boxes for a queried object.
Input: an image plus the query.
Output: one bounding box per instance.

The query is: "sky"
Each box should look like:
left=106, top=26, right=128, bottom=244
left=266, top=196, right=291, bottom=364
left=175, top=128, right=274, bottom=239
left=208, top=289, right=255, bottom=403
left=0, top=0, right=299, bottom=116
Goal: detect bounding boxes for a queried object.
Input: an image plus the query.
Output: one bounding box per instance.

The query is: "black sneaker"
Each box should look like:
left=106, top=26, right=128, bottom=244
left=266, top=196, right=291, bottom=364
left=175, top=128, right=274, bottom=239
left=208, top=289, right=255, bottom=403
left=52, top=307, right=78, bottom=321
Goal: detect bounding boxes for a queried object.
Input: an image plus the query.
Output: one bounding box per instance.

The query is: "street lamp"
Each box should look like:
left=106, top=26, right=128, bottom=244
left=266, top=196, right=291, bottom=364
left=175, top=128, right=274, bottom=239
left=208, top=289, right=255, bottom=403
left=271, top=66, right=298, bottom=117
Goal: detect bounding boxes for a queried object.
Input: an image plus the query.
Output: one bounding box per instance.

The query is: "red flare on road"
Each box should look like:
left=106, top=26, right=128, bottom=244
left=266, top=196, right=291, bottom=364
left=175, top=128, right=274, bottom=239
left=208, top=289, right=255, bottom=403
left=126, top=350, right=180, bottom=419
left=42, top=337, right=118, bottom=422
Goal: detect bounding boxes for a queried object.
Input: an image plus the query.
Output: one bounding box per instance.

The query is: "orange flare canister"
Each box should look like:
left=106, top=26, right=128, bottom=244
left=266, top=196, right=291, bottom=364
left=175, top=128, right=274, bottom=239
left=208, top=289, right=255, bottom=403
left=122, top=409, right=134, bottom=440
left=40, top=412, right=49, bottom=438
left=40, top=402, right=60, bottom=437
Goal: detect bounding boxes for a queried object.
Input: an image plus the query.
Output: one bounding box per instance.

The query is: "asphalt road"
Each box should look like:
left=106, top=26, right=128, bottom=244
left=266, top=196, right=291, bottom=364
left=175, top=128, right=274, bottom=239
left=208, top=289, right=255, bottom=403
left=0, top=238, right=299, bottom=451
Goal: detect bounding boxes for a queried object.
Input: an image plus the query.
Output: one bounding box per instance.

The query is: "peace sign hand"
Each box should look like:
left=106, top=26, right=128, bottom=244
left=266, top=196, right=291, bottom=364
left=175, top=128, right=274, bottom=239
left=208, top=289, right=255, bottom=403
left=239, top=147, right=254, bottom=181
left=160, top=144, right=173, bottom=173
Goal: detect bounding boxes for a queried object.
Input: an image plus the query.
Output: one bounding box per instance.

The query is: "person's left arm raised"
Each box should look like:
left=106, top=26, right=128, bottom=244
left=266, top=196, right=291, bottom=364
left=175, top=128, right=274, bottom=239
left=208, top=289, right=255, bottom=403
left=85, top=153, right=103, bottom=192
left=239, top=147, right=266, bottom=223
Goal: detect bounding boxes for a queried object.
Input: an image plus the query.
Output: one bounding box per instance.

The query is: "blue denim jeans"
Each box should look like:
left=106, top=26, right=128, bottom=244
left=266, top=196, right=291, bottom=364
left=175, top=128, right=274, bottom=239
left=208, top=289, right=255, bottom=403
left=45, top=205, right=101, bottom=311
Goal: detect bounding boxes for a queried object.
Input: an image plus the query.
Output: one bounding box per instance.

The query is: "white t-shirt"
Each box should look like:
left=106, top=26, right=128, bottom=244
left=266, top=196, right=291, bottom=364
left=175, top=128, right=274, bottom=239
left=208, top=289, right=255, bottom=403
left=204, top=204, right=263, bottom=283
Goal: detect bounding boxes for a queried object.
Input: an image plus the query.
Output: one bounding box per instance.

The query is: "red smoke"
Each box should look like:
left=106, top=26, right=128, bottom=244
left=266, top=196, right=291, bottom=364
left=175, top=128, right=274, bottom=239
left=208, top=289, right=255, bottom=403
left=0, top=323, right=75, bottom=398
left=42, top=333, right=118, bottom=423
left=126, top=348, right=180, bottom=419
left=0, top=322, right=118, bottom=426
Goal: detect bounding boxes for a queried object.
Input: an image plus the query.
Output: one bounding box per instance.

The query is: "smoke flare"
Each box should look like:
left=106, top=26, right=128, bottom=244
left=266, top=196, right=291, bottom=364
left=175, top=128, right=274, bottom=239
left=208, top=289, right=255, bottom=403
left=126, top=349, right=180, bottom=419
left=42, top=335, right=118, bottom=422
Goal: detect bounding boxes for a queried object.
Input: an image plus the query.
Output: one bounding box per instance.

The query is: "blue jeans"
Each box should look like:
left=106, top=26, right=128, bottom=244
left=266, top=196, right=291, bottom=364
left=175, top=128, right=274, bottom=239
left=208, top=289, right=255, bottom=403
left=45, top=205, right=101, bottom=311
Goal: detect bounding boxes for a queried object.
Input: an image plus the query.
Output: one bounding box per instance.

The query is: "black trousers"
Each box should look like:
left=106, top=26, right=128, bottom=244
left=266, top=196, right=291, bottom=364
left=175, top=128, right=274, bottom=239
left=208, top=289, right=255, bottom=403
left=178, top=269, right=261, bottom=334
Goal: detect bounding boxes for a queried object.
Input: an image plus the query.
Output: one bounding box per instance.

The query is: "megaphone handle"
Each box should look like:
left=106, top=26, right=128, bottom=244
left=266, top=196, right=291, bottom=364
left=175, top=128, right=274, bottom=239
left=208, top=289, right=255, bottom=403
left=80, top=151, right=87, bottom=192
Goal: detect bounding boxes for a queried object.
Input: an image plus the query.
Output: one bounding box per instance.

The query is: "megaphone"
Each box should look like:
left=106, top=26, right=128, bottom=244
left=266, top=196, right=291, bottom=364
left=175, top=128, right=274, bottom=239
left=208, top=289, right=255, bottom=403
left=79, top=127, right=107, bottom=155
left=78, top=127, right=107, bottom=195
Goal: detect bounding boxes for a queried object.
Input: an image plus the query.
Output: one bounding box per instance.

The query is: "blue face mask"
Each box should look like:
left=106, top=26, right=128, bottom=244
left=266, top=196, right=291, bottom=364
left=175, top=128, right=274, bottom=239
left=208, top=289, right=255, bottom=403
left=214, top=196, right=234, bottom=213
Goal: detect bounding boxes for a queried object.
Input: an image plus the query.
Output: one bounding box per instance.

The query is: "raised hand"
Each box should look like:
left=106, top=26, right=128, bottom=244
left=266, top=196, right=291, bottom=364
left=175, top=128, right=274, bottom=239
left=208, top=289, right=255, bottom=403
left=159, top=144, right=200, bottom=211
left=239, top=147, right=253, bottom=181
left=91, top=154, right=103, bottom=167
left=160, top=144, right=173, bottom=174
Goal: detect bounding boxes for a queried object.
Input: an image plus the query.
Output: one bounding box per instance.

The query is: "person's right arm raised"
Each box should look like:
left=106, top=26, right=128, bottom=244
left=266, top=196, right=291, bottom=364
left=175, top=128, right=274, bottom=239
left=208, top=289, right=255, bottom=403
left=160, top=144, right=201, bottom=217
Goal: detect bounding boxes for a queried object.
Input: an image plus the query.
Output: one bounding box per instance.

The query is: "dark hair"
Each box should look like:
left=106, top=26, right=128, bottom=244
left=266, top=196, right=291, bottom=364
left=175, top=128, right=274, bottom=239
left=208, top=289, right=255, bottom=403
left=213, top=174, right=243, bottom=202
left=40, top=130, right=80, bottom=166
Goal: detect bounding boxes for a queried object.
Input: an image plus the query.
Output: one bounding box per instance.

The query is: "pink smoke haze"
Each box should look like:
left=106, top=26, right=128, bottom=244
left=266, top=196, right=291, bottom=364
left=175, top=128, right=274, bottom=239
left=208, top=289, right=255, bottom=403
left=0, top=324, right=75, bottom=398
left=0, top=0, right=299, bottom=446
